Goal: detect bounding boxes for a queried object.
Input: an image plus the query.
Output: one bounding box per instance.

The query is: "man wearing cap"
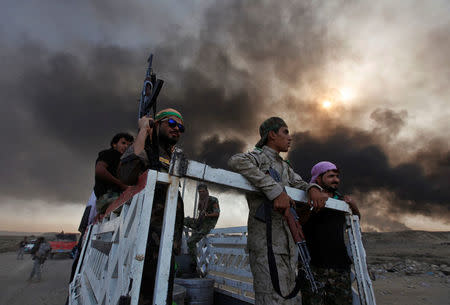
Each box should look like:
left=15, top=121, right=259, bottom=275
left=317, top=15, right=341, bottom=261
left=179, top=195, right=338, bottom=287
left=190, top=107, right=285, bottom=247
left=228, top=117, right=328, bottom=305
left=184, top=184, right=220, bottom=272
left=301, top=161, right=360, bottom=305
left=119, top=108, right=185, bottom=305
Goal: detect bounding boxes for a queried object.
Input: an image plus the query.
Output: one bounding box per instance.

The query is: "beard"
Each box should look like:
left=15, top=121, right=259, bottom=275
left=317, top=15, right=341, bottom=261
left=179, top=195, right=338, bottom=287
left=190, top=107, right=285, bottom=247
left=322, top=182, right=338, bottom=193
left=159, top=129, right=179, bottom=145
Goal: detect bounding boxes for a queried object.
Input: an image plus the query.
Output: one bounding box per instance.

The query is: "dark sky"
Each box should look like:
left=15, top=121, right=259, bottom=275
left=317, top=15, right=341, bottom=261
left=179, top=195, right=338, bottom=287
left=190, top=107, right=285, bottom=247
left=1, top=0, right=449, bottom=232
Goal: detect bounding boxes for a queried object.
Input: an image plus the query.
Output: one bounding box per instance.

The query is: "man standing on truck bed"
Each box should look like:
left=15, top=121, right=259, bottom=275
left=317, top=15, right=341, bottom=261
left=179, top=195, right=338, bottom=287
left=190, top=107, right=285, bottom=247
left=228, top=117, right=328, bottom=305
left=119, top=108, right=185, bottom=305
left=184, top=183, right=220, bottom=273
left=301, top=161, right=360, bottom=305
left=94, top=132, right=134, bottom=214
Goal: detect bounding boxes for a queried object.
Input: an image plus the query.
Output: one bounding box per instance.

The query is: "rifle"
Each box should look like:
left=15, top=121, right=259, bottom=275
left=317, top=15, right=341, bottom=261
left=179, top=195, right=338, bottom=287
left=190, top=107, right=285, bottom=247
left=284, top=206, right=320, bottom=293
left=255, top=167, right=320, bottom=297
left=138, top=53, right=164, bottom=119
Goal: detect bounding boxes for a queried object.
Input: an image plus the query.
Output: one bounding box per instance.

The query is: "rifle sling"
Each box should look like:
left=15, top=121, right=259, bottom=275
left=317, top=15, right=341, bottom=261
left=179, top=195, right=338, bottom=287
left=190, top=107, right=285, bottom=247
left=264, top=200, right=302, bottom=299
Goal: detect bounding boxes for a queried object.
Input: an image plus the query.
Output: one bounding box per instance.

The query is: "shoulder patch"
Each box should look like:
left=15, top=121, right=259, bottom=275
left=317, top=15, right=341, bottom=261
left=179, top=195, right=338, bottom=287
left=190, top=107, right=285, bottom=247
left=284, top=159, right=292, bottom=168
left=251, top=147, right=263, bottom=153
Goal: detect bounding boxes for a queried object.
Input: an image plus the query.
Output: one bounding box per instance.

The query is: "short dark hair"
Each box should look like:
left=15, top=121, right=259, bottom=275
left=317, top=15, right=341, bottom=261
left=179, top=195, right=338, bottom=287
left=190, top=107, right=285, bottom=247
left=197, top=183, right=208, bottom=191
left=110, top=133, right=134, bottom=147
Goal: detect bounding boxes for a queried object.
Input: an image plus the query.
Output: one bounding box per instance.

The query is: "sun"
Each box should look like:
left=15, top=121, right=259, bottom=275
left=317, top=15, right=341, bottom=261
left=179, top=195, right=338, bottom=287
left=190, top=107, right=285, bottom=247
left=322, top=100, right=332, bottom=109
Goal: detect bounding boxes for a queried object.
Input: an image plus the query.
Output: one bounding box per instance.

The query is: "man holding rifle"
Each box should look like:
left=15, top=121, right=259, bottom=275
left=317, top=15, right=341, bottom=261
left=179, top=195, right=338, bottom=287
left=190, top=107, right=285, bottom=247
left=184, top=183, right=220, bottom=273
left=228, top=117, right=328, bottom=305
left=301, top=161, right=360, bottom=305
left=119, top=108, right=185, bottom=305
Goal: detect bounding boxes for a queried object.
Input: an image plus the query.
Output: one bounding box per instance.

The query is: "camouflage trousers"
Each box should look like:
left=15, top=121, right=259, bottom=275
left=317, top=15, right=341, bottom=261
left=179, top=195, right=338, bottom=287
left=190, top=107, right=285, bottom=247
left=249, top=250, right=301, bottom=305
left=184, top=217, right=217, bottom=265
left=96, top=191, right=120, bottom=215
left=301, top=266, right=352, bottom=305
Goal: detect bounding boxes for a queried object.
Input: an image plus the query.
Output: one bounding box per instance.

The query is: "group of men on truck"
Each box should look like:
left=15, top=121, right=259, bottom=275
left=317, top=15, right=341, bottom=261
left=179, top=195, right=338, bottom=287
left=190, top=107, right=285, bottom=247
left=82, top=107, right=359, bottom=305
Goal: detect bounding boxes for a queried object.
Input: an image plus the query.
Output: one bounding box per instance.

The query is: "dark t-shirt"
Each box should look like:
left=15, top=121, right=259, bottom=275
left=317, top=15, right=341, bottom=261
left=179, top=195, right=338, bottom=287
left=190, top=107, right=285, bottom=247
left=303, top=191, right=352, bottom=269
left=93, top=148, right=122, bottom=197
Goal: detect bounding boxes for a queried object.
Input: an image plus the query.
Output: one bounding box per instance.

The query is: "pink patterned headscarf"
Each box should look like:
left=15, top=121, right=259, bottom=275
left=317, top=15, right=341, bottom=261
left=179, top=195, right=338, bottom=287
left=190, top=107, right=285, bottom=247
left=310, top=161, right=339, bottom=183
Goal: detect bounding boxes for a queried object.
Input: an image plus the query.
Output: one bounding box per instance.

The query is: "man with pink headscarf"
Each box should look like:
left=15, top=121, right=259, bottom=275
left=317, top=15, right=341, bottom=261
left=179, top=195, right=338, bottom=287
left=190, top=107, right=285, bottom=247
left=300, top=161, right=360, bottom=305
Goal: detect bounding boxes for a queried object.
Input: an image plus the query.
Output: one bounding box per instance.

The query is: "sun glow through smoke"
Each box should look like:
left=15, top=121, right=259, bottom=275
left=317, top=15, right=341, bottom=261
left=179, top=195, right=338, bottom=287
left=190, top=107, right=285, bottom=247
left=339, top=87, right=354, bottom=101
left=322, top=100, right=332, bottom=108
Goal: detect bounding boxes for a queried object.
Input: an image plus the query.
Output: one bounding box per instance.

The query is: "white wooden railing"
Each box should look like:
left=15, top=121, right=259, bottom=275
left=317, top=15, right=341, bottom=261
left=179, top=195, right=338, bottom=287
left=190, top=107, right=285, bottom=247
left=197, top=217, right=375, bottom=305
left=197, top=226, right=254, bottom=304
left=70, top=149, right=375, bottom=305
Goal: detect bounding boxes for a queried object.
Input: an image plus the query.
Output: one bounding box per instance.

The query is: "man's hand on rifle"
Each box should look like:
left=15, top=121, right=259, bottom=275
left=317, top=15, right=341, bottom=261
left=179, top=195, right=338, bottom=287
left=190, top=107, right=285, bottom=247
left=307, top=187, right=328, bottom=211
left=273, top=191, right=295, bottom=212
left=133, top=116, right=155, bottom=156
left=138, top=116, right=154, bottom=136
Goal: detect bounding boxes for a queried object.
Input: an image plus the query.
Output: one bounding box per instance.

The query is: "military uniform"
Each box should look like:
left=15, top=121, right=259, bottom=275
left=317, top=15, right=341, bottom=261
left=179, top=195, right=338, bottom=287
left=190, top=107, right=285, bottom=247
left=119, top=142, right=184, bottom=305
left=300, top=266, right=352, bottom=305
left=228, top=145, right=317, bottom=305
left=184, top=196, right=220, bottom=265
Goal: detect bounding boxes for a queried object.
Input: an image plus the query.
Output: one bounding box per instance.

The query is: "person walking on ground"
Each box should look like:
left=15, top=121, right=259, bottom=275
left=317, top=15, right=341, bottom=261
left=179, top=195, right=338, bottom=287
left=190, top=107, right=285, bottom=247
left=17, top=236, right=27, bottom=260
left=28, top=237, right=51, bottom=282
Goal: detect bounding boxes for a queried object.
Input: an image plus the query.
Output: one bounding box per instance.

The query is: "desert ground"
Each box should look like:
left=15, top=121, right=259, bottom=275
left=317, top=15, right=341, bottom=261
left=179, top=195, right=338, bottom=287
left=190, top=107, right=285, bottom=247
left=0, top=231, right=449, bottom=305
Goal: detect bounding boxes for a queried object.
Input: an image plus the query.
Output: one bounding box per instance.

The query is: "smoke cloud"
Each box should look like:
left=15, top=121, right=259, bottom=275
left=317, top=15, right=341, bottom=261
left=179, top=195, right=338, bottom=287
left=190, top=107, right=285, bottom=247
left=1, top=0, right=449, bottom=231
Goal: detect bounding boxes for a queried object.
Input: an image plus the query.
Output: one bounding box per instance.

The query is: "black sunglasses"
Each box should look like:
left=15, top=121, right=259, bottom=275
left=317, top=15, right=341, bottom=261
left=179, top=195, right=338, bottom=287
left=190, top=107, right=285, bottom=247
left=161, top=118, right=185, bottom=133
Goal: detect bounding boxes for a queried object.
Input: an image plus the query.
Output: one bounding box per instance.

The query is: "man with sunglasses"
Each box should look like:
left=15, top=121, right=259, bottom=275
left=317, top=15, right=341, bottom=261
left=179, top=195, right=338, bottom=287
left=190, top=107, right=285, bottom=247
left=119, top=108, right=185, bottom=305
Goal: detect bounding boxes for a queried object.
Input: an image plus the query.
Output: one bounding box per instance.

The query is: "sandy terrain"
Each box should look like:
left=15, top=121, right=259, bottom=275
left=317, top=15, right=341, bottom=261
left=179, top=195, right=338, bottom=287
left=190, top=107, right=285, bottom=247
left=0, top=231, right=449, bottom=305
left=0, top=252, right=72, bottom=305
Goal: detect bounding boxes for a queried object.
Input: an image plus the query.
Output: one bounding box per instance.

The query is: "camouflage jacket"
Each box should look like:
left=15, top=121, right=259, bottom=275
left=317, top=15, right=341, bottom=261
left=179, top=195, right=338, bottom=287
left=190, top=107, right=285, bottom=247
left=197, top=195, right=220, bottom=227
left=228, top=146, right=317, bottom=256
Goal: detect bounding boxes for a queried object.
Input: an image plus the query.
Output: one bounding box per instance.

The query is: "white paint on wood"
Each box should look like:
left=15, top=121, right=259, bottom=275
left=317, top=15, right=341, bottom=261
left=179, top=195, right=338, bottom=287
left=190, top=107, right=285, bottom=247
left=153, top=175, right=180, bottom=305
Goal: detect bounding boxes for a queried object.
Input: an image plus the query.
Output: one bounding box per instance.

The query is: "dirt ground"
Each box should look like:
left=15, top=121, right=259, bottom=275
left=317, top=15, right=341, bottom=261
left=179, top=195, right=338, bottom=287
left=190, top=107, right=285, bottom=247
left=0, top=252, right=72, bottom=305
left=373, top=272, right=449, bottom=305
left=1, top=231, right=449, bottom=305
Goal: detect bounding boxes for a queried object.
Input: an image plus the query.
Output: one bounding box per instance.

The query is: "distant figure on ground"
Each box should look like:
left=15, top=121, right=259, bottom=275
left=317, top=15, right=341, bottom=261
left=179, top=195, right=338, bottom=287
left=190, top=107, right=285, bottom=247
left=17, top=236, right=27, bottom=260
left=184, top=183, right=220, bottom=272
left=94, top=132, right=134, bottom=214
left=301, top=161, right=360, bottom=305
left=119, top=108, right=185, bottom=304
left=28, top=237, right=51, bottom=282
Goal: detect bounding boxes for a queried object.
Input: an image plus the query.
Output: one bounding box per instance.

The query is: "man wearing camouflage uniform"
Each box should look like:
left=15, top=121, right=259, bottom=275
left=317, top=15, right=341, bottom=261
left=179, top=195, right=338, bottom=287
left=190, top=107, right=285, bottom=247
left=301, top=161, right=360, bottom=305
left=184, top=183, right=220, bottom=270
left=228, top=117, right=328, bottom=305
left=119, top=108, right=185, bottom=305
